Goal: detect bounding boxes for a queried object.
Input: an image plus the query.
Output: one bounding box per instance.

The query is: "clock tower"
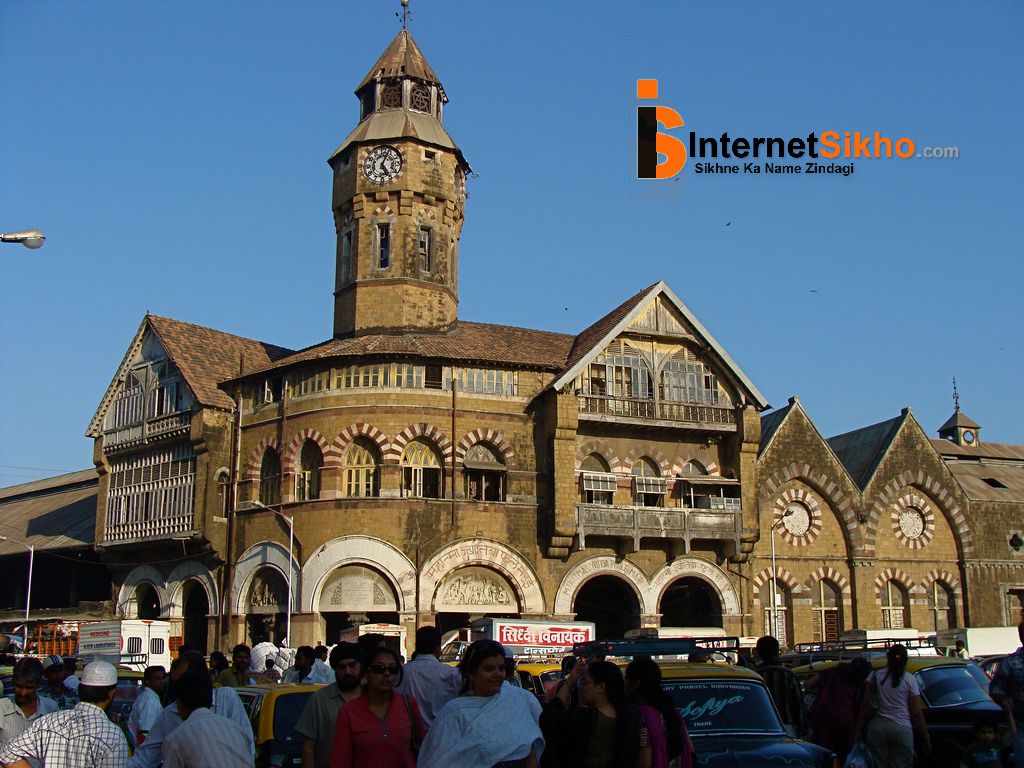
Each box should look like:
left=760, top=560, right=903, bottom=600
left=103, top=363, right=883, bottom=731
left=328, top=28, right=470, bottom=338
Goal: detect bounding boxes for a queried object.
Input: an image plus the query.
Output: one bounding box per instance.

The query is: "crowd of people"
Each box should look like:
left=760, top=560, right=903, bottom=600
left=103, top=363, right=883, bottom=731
left=1, top=622, right=1021, bottom=768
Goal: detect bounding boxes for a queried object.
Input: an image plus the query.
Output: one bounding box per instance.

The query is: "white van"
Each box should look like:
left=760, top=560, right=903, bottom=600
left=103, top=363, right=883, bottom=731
left=77, top=620, right=172, bottom=672
left=935, top=627, right=1021, bottom=658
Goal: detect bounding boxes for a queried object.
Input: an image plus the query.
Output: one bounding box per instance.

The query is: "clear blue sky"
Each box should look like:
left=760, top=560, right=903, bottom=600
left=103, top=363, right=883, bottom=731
left=1, top=1, right=1021, bottom=484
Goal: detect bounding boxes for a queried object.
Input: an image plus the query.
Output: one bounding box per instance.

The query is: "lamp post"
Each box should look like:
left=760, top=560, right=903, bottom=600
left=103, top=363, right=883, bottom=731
left=248, top=500, right=294, bottom=646
left=0, top=535, right=35, bottom=652
left=0, top=230, right=46, bottom=249
left=768, top=509, right=793, bottom=641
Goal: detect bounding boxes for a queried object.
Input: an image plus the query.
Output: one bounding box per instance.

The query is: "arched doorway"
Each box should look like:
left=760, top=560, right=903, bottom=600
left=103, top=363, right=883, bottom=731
left=136, top=583, right=160, bottom=620
left=318, top=565, right=399, bottom=644
left=182, top=581, right=209, bottom=653
left=433, top=566, right=520, bottom=636
left=572, top=576, right=640, bottom=639
left=659, top=577, right=723, bottom=628
left=246, top=567, right=288, bottom=645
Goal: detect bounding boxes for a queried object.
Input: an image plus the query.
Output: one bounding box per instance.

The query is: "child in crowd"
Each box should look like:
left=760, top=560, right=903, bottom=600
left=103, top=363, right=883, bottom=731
left=958, top=715, right=1002, bottom=768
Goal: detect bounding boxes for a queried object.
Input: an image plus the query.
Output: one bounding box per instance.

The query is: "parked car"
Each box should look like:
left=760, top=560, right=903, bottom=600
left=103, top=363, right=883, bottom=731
left=792, top=655, right=1004, bottom=768
left=236, top=683, right=322, bottom=768
left=516, top=661, right=562, bottom=700
left=978, top=654, right=1008, bottom=679
left=659, top=661, right=838, bottom=767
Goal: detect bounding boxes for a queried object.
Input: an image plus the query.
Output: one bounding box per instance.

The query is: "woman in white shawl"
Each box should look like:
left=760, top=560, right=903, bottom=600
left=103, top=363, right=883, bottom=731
left=418, top=639, right=544, bottom=768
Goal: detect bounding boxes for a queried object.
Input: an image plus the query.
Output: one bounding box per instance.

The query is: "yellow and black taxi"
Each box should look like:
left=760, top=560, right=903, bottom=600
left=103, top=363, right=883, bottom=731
left=516, top=660, right=563, bottom=700
left=791, top=654, right=1004, bottom=768
left=574, top=638, right=839, bottom=768
left=236, top=683, right=323, bottom=768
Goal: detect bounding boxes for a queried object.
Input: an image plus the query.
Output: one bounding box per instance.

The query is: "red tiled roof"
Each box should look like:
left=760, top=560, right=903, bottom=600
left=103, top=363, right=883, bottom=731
left=148, top=316, right=294, bottom=409
left=231, top=321, right=575, bottom=381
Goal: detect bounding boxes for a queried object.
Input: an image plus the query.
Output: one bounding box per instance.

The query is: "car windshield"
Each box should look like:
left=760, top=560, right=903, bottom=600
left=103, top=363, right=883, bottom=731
left=664, top=678, right=785, bottom=735
left=917, top=666, right=990, bottom=707
left=272, top=692, right=314, bottom=745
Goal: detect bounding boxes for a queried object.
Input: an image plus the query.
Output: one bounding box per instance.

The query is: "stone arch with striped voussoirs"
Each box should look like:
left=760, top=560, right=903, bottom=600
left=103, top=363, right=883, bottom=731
left=553, top=556, right=653, bottom=616
left=648, top=556, right=741, bottom=617
left=751, top=566, right=804, bottom=606
left=165, top=560, right=219, bottom=618
left=623, top=447, right=672, bottom=477
left=670, top=456, right=720, bottom=477
left=301, top=535, right=416, bottom=614
left=232, top=540, right=301, bottom=614
left=866, top=471, right=973, bottom=558
left=758, top=463, right=860, bottom=551
left=873, top=567, right=916, bottom=602
left=386, top=423, right=453, bottom=466
left=116, top=565, right=171, bottom=619
left=803, top=566, right=853, bottom=606
left=455, top=428, right=517, bottom=469
left=420, top=539, right=545, bottom=615
left=281, top=428, right=331, bottom=474
left=329, top=423, right=390, bottom=469
left=244, top=437, right=280, bottom=482
left=574, top=439, right=622, bottom=473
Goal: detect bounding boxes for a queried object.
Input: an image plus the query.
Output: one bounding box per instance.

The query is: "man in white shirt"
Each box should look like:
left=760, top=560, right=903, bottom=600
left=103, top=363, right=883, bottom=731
left=281, top=646, right=318, bottom=684
left=0, top=659, right=57, bottom=751
left=127, top=666, right=167, bottom=746
left=0, top=660, right=128, bottom=768
left=311, top=645, right=331, bottom=683
left=162, top=669, right=250, bottom=768
left=126, top=652, right=252, bottom=768
left=394, top=626, right=462, bottom=728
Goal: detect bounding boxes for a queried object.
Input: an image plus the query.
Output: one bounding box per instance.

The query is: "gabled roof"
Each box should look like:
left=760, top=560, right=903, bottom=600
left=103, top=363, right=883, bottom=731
left=759, top=399, right=797, bottom=455
left=827, top=411, right=908, bottom=489
left=88, top=315, right=293, bottom=436
left=356, top=30, right=443, bottom=95
left=226, top=321, right=575, bottom=383
left=938, top=409, right=980, bottom=432
left=550, top=281, right=769, bottom=409
left=0, top=469, right=98, bottom=555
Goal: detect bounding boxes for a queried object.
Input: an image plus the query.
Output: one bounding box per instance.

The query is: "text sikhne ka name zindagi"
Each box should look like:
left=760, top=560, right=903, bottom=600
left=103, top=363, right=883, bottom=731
left=694, top=161, right=855, bottom=176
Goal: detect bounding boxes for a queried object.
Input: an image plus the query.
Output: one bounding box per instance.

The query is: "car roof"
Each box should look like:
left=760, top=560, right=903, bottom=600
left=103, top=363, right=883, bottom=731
left=791, top=655, right=969, bottom=676
left=657, top=662, right=765, bottom=682
left=236, top=682, right=323, bottom=695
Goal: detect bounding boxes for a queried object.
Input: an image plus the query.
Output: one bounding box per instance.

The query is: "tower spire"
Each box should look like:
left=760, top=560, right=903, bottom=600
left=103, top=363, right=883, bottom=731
left=952, top=376, right=960, bottom=412
left=398, top=0, right=411, bottom=30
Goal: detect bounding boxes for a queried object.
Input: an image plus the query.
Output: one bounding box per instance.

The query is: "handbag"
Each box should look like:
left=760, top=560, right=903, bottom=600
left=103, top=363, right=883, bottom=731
left=843, top=741, right=874, bottom=768
left=402, top=693, right=421, bottom=756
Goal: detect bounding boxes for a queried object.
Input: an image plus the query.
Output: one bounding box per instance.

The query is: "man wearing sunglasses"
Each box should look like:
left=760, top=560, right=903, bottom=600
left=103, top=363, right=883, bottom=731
left=296, top=642, right=363, bottom=768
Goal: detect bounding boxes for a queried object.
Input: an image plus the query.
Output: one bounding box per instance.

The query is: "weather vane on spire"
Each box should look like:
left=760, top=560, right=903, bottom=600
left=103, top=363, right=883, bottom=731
left=398, top=0, right=411, bottom=30
left=952, top=376, right=960, bottom=412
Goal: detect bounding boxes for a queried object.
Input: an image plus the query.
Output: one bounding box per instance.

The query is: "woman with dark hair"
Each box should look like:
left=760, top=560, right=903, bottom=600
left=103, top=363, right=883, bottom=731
left=330, top=646, right=424, bottom=768
left=626, top=655, right=694, bottom=768
left=418, top=639, right=544, bottom=768
left=854, top=645, right=931, bottom=768
left=541, top=658, right=638, bottom=768
left=808, top=656, right=871, bottom=762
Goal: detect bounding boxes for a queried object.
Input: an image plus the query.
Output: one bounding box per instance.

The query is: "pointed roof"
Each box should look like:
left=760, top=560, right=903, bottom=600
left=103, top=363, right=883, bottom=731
left=87, top=316, right=294, bottom=436
left=759, top=398, right=798, bottom=454
left=827, top=411, right=908, bottom=489
left=357, top=30, right=443, bottom=96
left=549, top=281, right=768, bottom=408
left=938, top=409, right=980, bottom=432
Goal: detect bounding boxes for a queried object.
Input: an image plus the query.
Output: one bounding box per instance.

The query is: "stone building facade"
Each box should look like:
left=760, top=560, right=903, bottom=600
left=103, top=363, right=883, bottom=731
left=85, top=28, right=1024, bottom=653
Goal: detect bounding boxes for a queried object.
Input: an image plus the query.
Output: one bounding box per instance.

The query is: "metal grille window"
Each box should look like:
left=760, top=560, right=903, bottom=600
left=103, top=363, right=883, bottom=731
left=126, top=637, right=143, bottom=655
left=881, top=580, right=910, bottom=629
left=106, top=443, right=196, bottom=541
left=150, top=638, right=165, bottom=655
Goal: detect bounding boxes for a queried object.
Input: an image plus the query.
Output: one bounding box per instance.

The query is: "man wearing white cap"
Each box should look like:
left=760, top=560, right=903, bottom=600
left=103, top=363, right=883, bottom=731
left=0, top=660, right=128, bottom=767
left=38, top=656, right=78, bottom=711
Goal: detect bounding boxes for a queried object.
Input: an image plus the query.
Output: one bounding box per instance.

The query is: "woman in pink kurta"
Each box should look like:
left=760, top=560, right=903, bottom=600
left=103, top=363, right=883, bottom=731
left=330, top=647, right=424, bottom=768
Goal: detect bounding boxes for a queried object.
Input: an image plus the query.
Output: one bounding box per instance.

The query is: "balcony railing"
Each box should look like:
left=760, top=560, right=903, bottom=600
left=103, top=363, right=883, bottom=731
left=575, top=502, right=741, bottom=553
left=577, top=395, right=735, bottom=426
left=104, top=411, right=191, bottom=449
left=103, top=513, right=195, bottom=544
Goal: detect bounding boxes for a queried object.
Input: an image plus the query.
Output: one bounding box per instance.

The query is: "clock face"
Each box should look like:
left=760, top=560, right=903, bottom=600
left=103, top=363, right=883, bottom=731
left=899, top=508, right=926, bottom=539
left=363, top=145, right=403, bottom=183
left=782, top=503, right=810, bottom=536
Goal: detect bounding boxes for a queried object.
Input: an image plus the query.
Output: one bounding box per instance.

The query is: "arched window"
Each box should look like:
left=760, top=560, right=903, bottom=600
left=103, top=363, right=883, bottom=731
left=463, top=443, right=506, bottom=502
left=295, top=441, right=323, bottom=502
left=580, top=342, right=654, bottom=415
left=259, top=449, right=281, bottom=506
left=760, top=579, right=793, bottom=648
left=929, top=581, right=956, bottom=631
left=580, top=453, right=615, bottom=505
left=402, top=439, right=442, bottom=498
left=631, top=457, right=666, bottom=507
left=660, top=348, right=731, bottom=406
left=812, top=579, right=843, bottom=643
left=344, top=439, right=380, bottom=498
left=682, top=459, right=708, bottom=476
left=881, top=580, right=910, bottom=629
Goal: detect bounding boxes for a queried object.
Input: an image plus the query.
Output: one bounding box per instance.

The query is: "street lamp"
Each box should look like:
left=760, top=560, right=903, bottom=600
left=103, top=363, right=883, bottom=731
left=0, top=535, right=35, bottom=652
left=0, top=230, right=46, bottom=249
left=768, top=509, right=793, bottom=642
left=247, top=500, right=294, bottom=646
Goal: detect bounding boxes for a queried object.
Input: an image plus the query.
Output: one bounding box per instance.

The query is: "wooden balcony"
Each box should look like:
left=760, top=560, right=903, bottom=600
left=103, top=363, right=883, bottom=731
left=103, top=411, right=191, bottom=451
left=102, top=512, right=195, bottom=545
left=576, top=395, right=736, bottom=430
left=575, top=503, right=741, bottom=554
